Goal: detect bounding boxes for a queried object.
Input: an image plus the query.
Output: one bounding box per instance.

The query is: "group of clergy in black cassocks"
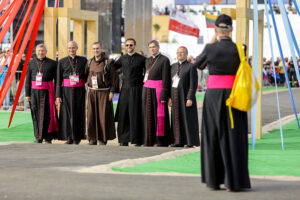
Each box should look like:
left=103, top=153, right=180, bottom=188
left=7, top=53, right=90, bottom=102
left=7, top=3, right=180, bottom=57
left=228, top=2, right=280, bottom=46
left=25, top=14, right=250, bottom=192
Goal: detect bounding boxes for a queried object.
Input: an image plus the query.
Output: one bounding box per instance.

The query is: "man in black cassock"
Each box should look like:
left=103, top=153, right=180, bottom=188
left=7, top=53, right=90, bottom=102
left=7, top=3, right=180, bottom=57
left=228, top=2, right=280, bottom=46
left=56, top=41, right=87, bottom=145
left=194, top=14, right=251, bottom=191
left=114, top=38, right=146, bottom=146
left=142, top=40, right=172, bottom=147
left=169, top=46, right=199, bottom=147
left=25, top=44, right=58, bottom=143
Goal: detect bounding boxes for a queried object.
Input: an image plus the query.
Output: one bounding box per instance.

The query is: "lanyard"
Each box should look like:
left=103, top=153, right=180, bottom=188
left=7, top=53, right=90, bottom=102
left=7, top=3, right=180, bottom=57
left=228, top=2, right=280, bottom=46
left=68, top=56, right=77, bottom=75
left=177, top=62, right=184, bottom=76
left=147, top=54, right=160, bottom=73
left=35, top=58, right=44, bottom=73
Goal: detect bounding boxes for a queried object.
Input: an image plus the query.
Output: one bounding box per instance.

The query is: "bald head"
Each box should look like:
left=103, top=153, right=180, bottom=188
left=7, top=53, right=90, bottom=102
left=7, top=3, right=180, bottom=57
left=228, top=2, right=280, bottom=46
left=68, top=40, right=78, bottom=58
left=176, top=46, right=188, bottom=62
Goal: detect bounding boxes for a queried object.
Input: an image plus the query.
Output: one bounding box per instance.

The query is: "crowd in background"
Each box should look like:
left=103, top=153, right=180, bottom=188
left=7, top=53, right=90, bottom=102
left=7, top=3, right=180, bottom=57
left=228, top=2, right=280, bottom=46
left=152, top=2, right=298, bottom=16
left=260, top=56, right=300, bottom=87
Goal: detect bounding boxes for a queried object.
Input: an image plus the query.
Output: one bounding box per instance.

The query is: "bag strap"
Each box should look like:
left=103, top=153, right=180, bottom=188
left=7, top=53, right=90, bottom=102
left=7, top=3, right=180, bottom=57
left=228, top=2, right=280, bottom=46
left=236, top=43, right=246, bottom=62
left=104, top=59, right=109, bottom=74
left=88, top=58, right=93, bottom=68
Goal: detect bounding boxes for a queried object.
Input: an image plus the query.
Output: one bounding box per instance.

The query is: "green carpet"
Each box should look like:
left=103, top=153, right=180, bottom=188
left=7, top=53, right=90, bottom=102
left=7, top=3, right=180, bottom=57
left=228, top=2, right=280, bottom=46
left=0, top=112, right=34, bottom=142
left=113, top=119, right=300, bottom=177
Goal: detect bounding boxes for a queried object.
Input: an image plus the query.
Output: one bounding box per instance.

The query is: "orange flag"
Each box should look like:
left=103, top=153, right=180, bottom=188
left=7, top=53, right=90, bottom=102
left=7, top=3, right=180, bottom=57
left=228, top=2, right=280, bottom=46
left=210, top=0, right=223, bottom=4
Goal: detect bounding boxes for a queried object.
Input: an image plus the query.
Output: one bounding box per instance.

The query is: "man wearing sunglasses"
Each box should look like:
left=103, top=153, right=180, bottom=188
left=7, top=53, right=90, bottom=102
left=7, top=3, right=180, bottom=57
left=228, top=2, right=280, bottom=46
left=114, top=38, right=146, bottom=146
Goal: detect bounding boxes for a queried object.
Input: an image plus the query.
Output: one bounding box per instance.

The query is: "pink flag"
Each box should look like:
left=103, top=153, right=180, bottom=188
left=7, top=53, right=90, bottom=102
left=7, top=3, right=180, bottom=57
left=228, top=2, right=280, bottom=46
left=169, top=11, right=200, bottom=38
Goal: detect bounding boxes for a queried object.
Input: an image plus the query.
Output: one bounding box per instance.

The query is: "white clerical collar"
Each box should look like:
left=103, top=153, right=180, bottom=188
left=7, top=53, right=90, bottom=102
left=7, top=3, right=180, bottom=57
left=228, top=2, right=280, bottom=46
left=179, top=59, right=186, bottom=65
left=152, top=52, right=161, bottom=58
left=127, top=52, right=136, bottom=56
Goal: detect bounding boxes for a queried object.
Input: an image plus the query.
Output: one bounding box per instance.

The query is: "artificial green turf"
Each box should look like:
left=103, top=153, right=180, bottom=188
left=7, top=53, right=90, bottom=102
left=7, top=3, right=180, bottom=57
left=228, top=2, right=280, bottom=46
left=0, top=103, right=118, bottom=142
left=262, top=86, right=286, bottom=92
left=196, top=92, right=204, bottom=101
left=195, top=87, right=287, bottom=102
left=113, top=119, right=300, bottom=177
left=0, top=112, right=34, bottom=142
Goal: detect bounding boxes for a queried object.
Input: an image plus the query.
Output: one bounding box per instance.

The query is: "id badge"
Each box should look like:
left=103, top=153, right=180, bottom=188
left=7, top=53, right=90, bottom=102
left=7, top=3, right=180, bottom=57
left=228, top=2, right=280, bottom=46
left=36, top=73, right=43, bottom=86
left=74, top=75, right=79, bottom=83
left=143, top=72, right=149, bottom=82
left=172, top=74, right=180, bottom=88
left=92, top=76, right=98, bottom=89
left=69, top=75, right=75, bottom=85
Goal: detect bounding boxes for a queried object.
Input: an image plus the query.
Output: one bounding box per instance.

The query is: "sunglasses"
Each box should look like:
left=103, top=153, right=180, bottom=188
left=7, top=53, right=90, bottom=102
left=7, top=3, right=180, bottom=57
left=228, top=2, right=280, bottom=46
left=126, top=44, right=134, bottom=47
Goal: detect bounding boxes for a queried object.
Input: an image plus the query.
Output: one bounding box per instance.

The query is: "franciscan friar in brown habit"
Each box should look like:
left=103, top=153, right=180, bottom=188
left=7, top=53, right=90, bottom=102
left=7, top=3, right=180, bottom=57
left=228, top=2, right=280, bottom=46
left=85, top=42, right=119, bottom=145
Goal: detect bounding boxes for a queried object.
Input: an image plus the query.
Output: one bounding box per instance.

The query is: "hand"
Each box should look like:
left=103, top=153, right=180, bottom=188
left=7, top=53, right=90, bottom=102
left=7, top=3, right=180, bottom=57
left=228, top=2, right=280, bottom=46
left=25, top=96, right=31, bottom=102
left=186, top=99, right=193, bottom=107
left=160, top=100, right=166, bottom=104
left=168, top=98, right=172, bottom=107
left=56, top=98, right=62, bottom=104
left=210, top=32, right=218, bottom=44
left=109, top=92, right=114, bottom=102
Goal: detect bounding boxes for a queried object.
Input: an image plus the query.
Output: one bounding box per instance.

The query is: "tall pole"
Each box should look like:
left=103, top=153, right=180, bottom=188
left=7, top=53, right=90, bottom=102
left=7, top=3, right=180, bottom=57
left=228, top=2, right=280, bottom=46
left=10, top=0, right=13, bottom=46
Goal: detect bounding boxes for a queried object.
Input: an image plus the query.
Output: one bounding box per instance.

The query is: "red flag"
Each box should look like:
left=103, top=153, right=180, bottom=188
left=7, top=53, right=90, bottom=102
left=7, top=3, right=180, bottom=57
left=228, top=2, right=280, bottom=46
left=169, top=11, right=200, bottom=38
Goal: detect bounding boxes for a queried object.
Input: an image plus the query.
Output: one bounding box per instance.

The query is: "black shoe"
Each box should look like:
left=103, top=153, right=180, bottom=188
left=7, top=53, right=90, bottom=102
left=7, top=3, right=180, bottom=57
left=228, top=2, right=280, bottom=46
left=185, top=144, right=194, bottom=148
left=207, top=185, right=220, bottom=191
left=89, top=140, right=97, bottom=145
left=74, top=140, right=81, bottom=145
left=119, top=142, right=128, bottom=146
left=98, top=141, right=107, bottom=145
left=134, top=143, right=141, bottom=147
left=34, top=139, right=42, bottom=143
left=65, top=139, right=73, bottom=144
left=170, top=144, right=184, bottom=147
left=45, top=139, right=52, bottom=144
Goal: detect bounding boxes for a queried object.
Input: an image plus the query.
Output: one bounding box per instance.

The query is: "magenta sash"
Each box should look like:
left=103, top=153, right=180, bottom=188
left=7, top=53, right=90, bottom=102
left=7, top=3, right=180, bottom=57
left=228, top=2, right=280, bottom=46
left=32, top=81, right=59, bottom=133
left=144, top=80, right=164, bottom=137
left=63, top=79, right=85, bottom=87
left=207, top=75, right=236, bottom=89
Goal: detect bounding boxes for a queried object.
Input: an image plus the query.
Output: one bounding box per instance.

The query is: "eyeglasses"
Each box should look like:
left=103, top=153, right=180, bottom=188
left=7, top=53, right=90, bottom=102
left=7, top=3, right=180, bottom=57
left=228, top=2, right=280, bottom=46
left=126, top=44, right=134, bottom=47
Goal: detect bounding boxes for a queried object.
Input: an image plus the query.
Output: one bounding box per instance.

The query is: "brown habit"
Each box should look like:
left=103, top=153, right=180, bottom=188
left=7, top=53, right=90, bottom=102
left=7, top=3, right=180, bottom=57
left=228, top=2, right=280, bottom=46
left=85, top=54, right=119, bottom=142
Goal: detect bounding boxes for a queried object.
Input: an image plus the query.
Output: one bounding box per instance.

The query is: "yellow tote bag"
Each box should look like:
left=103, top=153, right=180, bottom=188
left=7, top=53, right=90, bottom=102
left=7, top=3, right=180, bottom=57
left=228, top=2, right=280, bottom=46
left=226, top=43, right=260, bottom=128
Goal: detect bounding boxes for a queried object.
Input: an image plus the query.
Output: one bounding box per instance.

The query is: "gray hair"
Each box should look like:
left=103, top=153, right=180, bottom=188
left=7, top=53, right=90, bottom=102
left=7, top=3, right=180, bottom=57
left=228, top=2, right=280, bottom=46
left=216, top=26, right=232, bottom=35
left=36, top=43, right=47, bottom=51
left=68, top=40, right=78, bottom=48
left=148, top=40, right=160, bottom=47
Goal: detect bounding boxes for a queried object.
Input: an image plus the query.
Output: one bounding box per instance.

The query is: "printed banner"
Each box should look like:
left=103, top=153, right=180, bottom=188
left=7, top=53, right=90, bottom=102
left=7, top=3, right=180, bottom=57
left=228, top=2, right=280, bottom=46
left=169, top=11, right=200, bottom=37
